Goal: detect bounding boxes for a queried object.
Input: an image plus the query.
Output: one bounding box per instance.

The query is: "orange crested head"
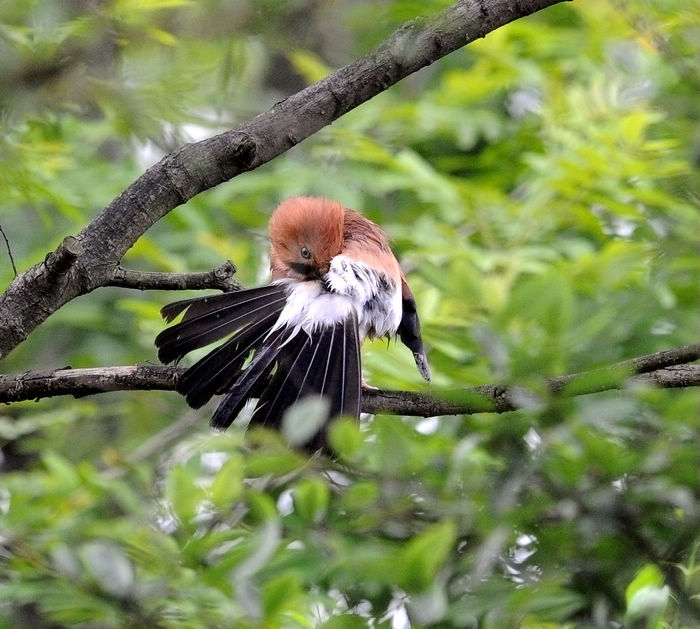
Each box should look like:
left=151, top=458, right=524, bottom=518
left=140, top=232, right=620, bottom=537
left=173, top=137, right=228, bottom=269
left=268, top=197, right=345, bottom=281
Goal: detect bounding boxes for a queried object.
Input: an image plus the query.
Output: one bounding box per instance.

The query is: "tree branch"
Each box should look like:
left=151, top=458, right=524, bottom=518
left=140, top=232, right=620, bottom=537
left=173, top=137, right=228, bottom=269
left=0, top=0, right=567, bottom=361
left=1, top=344, right=697, bottom=416
left=363, top=365, right=700, bottom=416
left=0, top=365, right=182, bottom=402
left=108, top=261, right=241, bottom=292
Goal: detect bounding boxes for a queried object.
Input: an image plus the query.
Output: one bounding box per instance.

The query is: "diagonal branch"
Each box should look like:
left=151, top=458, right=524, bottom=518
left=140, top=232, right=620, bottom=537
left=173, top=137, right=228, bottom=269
left=0, top=0, right=567, bottom=361
left=1, top=344, right=697, bottom=416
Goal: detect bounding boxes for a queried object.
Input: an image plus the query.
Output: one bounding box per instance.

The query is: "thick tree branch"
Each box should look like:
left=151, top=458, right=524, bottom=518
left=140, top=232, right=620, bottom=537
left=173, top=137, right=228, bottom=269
left=0, top=365, right=182, bottom=402
left=0, top=0, right=567, bottom=361
left=108, top=261, right=242, bottom=292
left=1, top=346, right=697, bottom=415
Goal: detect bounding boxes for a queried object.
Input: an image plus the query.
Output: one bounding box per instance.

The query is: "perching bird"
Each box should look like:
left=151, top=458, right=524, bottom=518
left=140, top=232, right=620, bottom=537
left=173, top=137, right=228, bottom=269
left=155, top=196, right=430, bottom=446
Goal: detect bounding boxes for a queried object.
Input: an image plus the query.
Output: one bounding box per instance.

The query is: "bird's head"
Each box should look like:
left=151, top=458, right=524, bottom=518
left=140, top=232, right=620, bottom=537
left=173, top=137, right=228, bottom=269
left=268, top=197, right=345, bottom=281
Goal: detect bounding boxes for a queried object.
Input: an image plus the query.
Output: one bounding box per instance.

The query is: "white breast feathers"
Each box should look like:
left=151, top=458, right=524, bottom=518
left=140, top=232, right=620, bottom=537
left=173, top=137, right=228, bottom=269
left=270, top=256, right=402, bottom=342
left=324, top=255, right=402, bottom=340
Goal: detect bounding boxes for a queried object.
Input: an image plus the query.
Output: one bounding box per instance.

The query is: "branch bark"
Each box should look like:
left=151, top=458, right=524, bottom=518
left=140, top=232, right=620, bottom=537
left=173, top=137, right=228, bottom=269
left=363, top=365, right=700, bottom=416
left=108, top=261, right=242, bottom=292
left=1, top=347, right=697, bottom=416
left=0, top=0, right=567, bottom=361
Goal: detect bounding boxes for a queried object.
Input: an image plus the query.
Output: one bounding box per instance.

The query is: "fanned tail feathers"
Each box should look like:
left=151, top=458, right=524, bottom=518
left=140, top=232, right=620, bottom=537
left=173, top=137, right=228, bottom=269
left=211, top=314, right=361, bottom=439
left=253, top=314, right=361, bottom=430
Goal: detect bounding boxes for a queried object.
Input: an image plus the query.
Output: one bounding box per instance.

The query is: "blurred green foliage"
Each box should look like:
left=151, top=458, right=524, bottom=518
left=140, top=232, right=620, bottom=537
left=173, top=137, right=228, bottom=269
left=1, top=0, right=700, bottom=627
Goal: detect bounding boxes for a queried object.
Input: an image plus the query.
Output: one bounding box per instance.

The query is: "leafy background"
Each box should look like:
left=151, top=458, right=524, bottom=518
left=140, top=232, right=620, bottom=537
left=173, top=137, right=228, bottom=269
left=1, top=0, right=699, bottom=627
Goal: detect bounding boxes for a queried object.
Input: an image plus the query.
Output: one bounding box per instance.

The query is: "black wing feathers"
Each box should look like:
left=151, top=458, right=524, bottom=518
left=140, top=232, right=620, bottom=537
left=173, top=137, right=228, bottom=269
left=155, top=285, right=288, bottom=364
left=209, top=329, right=288, bottom=429
left=156, top=283, right=362, bottom=445
left=325, top=315, right=361, bottom=421
left=160, top=285, right=286, bottom=324
left=176, top=309, right=283, bottom=408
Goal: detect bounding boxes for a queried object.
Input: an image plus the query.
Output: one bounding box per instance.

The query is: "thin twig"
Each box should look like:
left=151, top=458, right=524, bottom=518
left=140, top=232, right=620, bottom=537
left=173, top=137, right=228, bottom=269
left=0, top=222, right=18, bottom=277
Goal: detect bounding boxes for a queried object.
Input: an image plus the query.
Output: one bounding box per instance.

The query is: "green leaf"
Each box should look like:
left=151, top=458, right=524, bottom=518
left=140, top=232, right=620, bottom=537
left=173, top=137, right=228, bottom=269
left=397, top=519, right=456, bottom=593
left=328, top=417, right=363, bottom=459
left=318, top=614, right=368, bottom=629
left=209, top=454, right=244, bottom=509
left=245, top=490, right=279, bottom=522
left=262, top=573, right=301, bottom=619
left=502, top=269, right=575, bottom=338
left=342, top=481, right=379, bottom=512
left=293, top=477, right=330, bottom=524
left=244, top=448, right=306, bottom=478
left=165, top=464, right=204, bottom=527
left=41, top=451, right=80, bottom=489
left=625, top=564, right=664, bottom=605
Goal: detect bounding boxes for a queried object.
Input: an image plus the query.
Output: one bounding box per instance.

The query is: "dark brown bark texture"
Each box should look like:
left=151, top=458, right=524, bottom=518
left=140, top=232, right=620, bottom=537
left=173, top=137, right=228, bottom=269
left=0, top=0, right=566, bottom=361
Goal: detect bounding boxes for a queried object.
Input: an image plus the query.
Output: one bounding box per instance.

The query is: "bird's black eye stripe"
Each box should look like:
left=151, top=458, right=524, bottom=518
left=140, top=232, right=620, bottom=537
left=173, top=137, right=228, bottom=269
left=289, top=261, right=317, bottom=278
left=300, top=246, right=311, bottom=259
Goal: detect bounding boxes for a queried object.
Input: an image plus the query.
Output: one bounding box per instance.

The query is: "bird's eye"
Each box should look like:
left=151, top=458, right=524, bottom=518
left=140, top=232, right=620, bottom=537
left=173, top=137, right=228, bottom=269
left=300, top=246, right=311, bottom=259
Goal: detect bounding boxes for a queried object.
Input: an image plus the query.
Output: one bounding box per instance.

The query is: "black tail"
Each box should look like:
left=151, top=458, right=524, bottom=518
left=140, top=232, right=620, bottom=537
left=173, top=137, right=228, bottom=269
left=251, top=315, right=360, bottom=429
left=211, top=314, right=361, bottom=441
left=156, top=285, right=362, bottom=446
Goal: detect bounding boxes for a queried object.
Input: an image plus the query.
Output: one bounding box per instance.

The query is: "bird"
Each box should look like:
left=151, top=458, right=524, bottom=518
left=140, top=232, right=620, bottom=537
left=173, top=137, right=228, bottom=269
left=155, top=196, right=430, bottom=447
